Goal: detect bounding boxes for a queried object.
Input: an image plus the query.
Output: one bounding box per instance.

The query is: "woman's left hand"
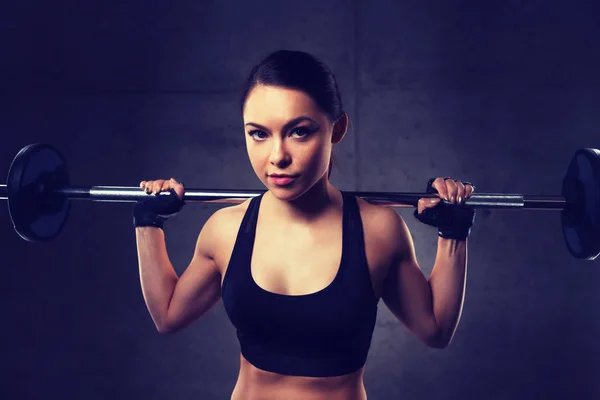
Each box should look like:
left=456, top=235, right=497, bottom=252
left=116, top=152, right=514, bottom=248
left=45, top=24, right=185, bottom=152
left=417, top=177, right=475, bottom=215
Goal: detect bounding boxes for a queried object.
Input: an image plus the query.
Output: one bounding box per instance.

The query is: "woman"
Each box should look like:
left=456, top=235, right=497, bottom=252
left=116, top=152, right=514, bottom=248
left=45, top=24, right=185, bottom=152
left=134, top=50, right=475, bottom=400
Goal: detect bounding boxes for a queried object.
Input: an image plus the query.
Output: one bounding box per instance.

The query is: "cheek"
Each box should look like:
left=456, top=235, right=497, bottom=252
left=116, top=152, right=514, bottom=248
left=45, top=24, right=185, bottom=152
left=300, top=137, right=331, bottom=167
left=246, top=142, right=269, bottom=170
left=311, top=135, right=332, bottom=160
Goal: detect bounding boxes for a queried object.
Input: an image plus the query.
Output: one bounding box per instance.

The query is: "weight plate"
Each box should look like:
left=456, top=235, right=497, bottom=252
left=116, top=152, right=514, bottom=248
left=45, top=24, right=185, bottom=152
left=561, top=148, right=600, bottom=260
left=7, top=143, right=70, bottom=242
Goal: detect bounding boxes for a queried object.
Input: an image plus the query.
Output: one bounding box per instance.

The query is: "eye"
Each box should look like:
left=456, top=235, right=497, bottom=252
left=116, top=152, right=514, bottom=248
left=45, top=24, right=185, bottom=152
left=290, top=127, right=312, bottom=138
left=248, top=130, right=268, bottom=140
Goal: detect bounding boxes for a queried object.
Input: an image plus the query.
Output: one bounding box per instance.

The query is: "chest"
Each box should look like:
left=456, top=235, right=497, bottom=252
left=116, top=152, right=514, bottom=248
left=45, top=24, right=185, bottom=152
left=250, top=223, right=343, bottom=296
left=216, top=210, right=391, bottom=299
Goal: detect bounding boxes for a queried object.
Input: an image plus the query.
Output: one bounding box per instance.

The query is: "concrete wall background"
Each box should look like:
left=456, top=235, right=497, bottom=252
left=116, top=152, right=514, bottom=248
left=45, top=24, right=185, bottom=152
left=1, top=1, right=599, bottom=399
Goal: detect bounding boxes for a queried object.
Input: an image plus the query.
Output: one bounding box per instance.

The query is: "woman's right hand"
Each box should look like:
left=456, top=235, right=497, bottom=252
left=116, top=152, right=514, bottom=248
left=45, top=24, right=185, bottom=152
left=134, top=178, right=186, bottom=229
left=140, top=178, right=185, bottom=200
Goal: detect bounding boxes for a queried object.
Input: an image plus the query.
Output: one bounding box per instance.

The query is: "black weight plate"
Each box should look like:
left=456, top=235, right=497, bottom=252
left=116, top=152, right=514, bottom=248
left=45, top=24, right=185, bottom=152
left=7, top=144, right=70, bottom=242
left=561, top=148, right=600, bottom=260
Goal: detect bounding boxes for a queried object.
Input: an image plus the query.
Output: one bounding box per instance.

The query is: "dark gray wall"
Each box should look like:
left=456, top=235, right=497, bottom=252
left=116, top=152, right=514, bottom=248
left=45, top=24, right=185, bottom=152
left=1, top=1, right=599, bottom=399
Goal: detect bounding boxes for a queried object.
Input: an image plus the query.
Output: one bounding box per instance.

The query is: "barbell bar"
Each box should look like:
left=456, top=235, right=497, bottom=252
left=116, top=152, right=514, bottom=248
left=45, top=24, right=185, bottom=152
left=1, top=143, right=599, bottom=260
left=0, top=186, right=569, bottom=208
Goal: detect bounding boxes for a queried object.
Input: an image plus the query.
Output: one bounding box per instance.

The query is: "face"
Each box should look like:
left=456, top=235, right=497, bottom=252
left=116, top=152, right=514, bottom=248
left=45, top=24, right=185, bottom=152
left=242, top=85, right=346, bottom=201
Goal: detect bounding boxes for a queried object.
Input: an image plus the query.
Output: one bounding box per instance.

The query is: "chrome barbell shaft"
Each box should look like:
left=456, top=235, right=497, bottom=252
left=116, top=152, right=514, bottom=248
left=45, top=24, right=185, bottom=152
left=0, top=184, right=567, bottom=210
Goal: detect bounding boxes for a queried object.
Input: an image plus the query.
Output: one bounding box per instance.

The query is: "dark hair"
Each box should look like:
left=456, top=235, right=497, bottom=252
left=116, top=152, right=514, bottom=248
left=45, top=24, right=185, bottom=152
left=240, top=50, right=344, bottom=178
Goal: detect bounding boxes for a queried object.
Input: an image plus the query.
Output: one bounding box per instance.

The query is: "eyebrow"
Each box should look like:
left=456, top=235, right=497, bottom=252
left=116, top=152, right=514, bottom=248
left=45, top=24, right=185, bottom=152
left=245, top=116, right=318, bottom=132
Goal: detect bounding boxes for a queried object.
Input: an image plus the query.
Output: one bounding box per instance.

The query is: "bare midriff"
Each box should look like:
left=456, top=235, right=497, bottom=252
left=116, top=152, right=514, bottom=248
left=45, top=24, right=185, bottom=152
left=230, top=354, right=368, bottom=400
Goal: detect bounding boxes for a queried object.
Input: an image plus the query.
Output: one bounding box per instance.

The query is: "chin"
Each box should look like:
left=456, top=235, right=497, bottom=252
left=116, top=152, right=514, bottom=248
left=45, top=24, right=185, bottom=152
left=268, top=186, right=302, bottom=201
left=266, top=183, right=312, bottom=202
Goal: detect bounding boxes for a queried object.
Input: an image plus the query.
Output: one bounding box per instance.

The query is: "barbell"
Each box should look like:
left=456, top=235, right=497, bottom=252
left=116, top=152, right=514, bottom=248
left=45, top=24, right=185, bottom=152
left=0, top=143, right=599, bottom=260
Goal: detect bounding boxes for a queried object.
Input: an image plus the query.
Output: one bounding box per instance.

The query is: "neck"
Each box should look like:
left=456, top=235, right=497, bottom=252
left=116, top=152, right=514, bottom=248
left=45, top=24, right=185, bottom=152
left=266, top=177, right=340, bottom=223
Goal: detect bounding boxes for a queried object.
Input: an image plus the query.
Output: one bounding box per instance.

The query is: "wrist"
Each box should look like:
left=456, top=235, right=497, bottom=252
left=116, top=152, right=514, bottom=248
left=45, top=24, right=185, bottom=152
left=437, top=227, right=471, bottom=240
left=133, top=212, right=166, bottom=230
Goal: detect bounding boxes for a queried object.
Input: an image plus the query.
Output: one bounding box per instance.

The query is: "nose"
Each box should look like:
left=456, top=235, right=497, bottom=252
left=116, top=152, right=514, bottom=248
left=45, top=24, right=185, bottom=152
left=269, top=139, right=291, bottom=167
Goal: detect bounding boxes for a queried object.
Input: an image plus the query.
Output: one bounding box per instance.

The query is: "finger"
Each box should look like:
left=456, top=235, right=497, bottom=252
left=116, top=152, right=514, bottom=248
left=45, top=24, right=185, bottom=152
left=158, top=180, right=169, bottom=194
left=455, top=181, right=465, bottom=204
left=168, top=178, right=183, bottom=191
left=151, top=180, right=165, bottom=194
left=160, top=180, right=171, bottom=192
left=465, top=184, right=474, bottom=199
left=418, top=197, right=441, bottom=214
left=432, top=178, right=448, bottom=200
left=170, top=178, right=185, bottom=200
left=445, top=179, right=458, bottom=204
left=142, top=181, right=153, bottom=193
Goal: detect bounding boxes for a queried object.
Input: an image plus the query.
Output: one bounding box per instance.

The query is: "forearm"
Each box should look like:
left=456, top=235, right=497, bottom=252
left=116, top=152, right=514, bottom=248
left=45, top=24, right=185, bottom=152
left=135, top=227, right=179, bottom=330
left=428, top=236, right=468, bottom=346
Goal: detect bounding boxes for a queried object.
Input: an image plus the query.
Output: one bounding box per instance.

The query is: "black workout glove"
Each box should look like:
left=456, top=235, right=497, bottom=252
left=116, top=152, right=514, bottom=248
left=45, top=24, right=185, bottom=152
left=414, top=177, right=476, bottom=240
left=133, top=188, right=185, bottom=230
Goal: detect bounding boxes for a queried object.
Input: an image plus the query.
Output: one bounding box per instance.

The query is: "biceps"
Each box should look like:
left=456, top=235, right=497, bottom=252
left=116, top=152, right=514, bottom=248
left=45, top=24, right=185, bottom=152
left=382, top=256, right=437, bottom=337
left=165, top=255, right=222, bottom=332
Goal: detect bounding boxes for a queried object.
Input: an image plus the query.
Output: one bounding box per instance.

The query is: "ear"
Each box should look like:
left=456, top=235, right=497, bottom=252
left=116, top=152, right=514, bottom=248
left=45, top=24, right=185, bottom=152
left=331, top=112, right=349, bottom=144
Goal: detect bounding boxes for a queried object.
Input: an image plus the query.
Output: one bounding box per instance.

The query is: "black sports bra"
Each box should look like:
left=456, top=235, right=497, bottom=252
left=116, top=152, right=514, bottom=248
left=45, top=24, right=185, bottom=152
left=221, top=191, right=380, bottom=377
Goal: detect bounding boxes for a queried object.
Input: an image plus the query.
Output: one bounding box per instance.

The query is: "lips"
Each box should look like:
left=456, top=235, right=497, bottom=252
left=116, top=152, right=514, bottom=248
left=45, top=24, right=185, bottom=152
left=268, top=174, right=298, bottom=186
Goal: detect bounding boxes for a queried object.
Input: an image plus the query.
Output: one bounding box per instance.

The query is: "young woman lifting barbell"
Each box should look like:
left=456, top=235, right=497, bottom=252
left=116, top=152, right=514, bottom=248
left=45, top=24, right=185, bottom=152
left=134, top=50, right=475, bottom=400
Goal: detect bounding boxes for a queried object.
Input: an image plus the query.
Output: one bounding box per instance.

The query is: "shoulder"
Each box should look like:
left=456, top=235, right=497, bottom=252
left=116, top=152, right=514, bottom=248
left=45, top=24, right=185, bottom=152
left=195, top=198, right=253, bottom=256
left=354, top=196, right=413, bottom=261
left=205, top=198, right=253, bottom=234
